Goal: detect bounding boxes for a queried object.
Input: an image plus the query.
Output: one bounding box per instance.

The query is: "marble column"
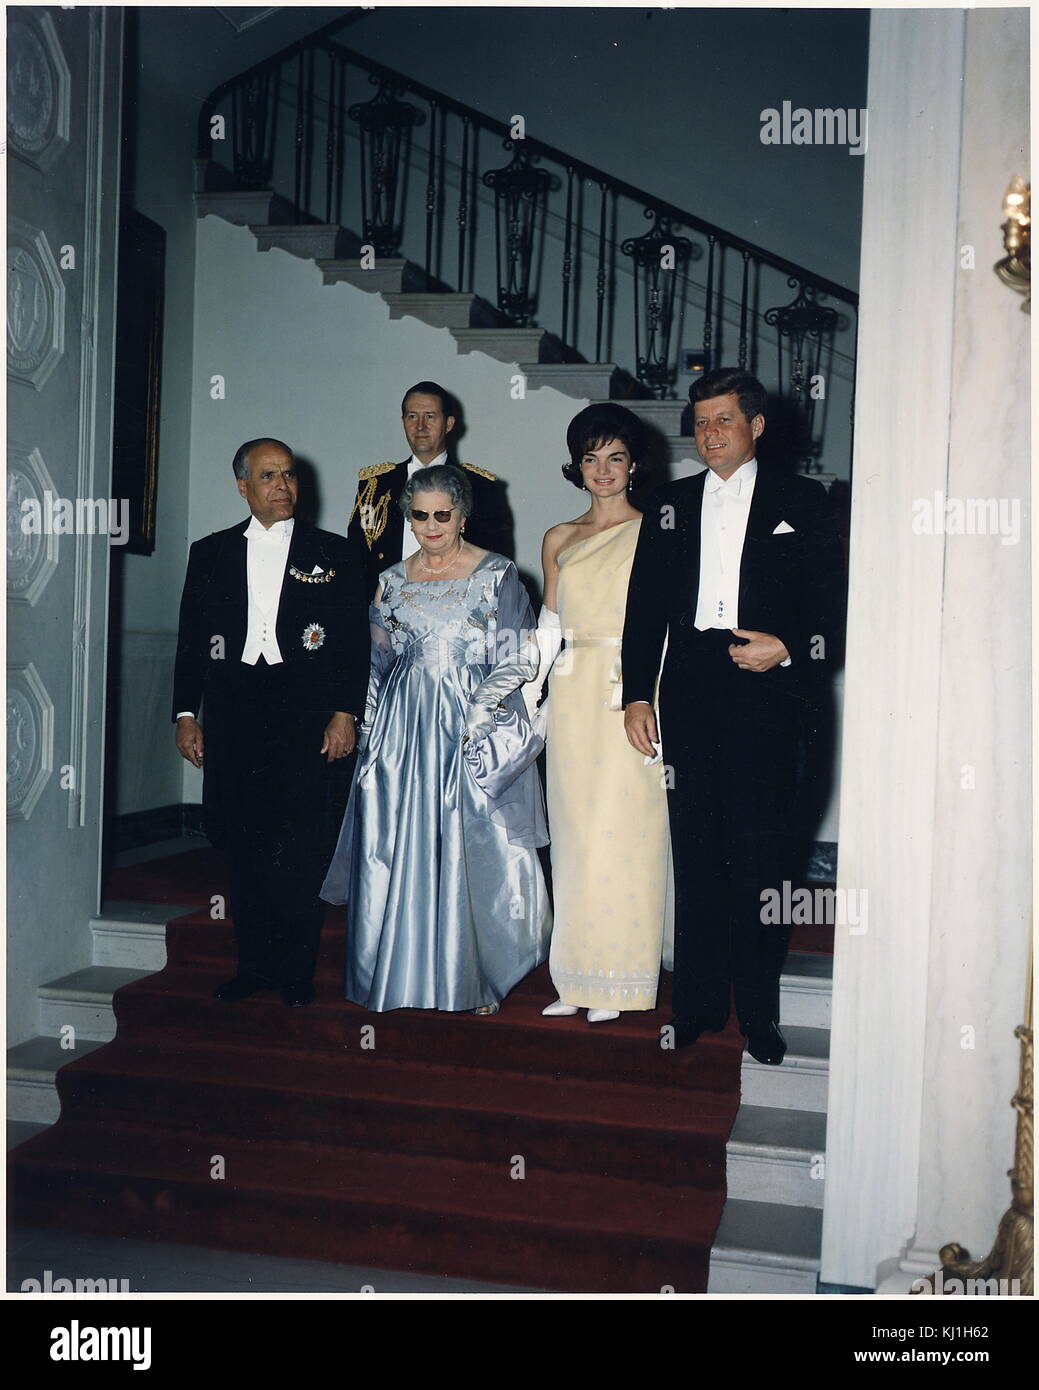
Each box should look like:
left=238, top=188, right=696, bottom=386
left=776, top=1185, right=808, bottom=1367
left=821, top=7, right=1030, bottom=1290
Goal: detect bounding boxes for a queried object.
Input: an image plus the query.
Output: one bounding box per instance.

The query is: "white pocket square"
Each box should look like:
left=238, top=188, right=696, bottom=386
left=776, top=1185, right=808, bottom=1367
left=311, top=564, right=324, bottom=575
left=773, top=521, right=795, bottom=535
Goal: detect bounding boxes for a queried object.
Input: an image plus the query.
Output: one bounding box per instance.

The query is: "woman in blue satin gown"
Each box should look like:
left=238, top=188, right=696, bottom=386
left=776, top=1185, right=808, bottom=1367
left=321, top=464, right=551, bottom=1013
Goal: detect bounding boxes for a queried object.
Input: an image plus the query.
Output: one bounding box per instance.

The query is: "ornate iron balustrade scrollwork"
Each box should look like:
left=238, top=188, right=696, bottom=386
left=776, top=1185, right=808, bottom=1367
left=198, top=23, right=858, bottom=477
left=348, top=74, right=423, bottom=258
left=482, top=140, right=557, bottom=326
left=764, top=277, right=841, bottom=469
left=621, top=208, right=695, bottom=399
left=231, top=69, right=279, bottom=189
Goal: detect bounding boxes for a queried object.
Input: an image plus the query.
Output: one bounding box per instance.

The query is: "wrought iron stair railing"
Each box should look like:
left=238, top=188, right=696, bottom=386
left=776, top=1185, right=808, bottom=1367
left=196, top=21, right=858, bottom=472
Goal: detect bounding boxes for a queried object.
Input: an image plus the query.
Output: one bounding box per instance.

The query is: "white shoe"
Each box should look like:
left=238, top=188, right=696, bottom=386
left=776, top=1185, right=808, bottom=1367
left=587, top=1009, right=621, bottom=1024
left=542, top=999, right=579, bottom=1017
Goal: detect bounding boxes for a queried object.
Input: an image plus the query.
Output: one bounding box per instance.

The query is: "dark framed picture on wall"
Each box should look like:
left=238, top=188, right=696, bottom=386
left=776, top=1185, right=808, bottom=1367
left=111, top=206, right=165, bottom=554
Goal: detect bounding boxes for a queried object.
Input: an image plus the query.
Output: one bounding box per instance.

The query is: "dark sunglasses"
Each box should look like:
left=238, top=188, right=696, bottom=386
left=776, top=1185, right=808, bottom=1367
left=411, top=508, right=455, bottom=523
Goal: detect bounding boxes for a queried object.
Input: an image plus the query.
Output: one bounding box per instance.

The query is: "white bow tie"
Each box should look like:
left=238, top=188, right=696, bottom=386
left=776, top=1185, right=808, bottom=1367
left=708, top=475, right=745, bottom=498
left=246, top=518, right=292, bottom=543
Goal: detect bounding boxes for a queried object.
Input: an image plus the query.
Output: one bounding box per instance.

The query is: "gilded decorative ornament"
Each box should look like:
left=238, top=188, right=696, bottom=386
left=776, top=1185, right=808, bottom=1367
left=289, top=565, right=336, bottom=584
left=914, top=962, right=1033, bottom=1296
left=350, top=474, right=392, bottom=550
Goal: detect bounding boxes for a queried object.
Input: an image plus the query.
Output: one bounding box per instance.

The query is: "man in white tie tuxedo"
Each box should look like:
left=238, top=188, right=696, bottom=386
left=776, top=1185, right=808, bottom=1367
left=173, top=439, right=369, bottom=1006
left=621, top=369, right=845, bottom=1063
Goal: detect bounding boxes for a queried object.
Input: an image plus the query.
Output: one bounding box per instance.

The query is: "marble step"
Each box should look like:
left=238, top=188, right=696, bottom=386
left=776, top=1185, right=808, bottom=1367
left=194, top=187, right=295, bottom=227
left=519, top=362, right=628, bottom=400
left=616, top=398, right=689, bottom=435
left=725, top=1105, right=826, bottom=1209
left=253, top=223, right=360, bottom=261
left=708, top=1198, right=823, bottom=1293
left=7, top=1036, right=107, bottom=1125
left=384, top=291, right=500, bottom=331
left=90, top=900, right=188, bottom=970
left=739, top=1025, right=830, bottom=1113
left=316, top=256, right=428, bottom=296
left=38, top=966, right=155, bottom=1044
left=780, top=951, right=833, bottom=1030
left=451, top=326, right=555, bottom=365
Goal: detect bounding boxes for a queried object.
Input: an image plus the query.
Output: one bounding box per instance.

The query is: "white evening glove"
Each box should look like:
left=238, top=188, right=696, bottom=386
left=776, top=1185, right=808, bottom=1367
left=521, top=606, right=563, bottom=738
left=465, top=624, right=541, bottom=745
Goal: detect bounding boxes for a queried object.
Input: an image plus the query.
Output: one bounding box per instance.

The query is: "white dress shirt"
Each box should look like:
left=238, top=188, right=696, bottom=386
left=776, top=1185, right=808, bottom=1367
left=695, top=458, right=757, bottom=631
left=241, top=515, right=293, bottom=664
left=401, top=449, right=448, bottom=560
left=175, top=515, right=294, bottom=720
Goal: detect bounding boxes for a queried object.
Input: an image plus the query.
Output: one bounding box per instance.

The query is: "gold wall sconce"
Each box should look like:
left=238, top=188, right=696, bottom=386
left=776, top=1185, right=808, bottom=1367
left=994, top=175, right=1030, bottom=312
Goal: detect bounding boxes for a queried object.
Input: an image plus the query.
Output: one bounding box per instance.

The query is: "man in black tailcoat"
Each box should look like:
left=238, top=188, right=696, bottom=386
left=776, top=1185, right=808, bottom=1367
left=622, top=368, right=845, bottom=1064
left=173, top=438, right=369, bottom=1006
left=348, top=380, right=510, bottom=596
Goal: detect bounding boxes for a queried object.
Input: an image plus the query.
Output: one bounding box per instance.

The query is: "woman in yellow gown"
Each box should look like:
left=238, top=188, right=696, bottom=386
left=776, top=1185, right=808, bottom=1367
left=524, top=404, right=673, bottom=1025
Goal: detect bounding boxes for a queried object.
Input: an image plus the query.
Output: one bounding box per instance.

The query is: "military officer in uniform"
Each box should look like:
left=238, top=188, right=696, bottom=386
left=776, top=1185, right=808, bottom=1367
left=348, top=381, right=510, bottom=596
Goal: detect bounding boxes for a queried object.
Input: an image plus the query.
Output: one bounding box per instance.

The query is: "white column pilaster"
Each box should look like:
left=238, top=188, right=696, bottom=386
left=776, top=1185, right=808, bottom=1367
left=822, top=7, right=1030, bottom=1291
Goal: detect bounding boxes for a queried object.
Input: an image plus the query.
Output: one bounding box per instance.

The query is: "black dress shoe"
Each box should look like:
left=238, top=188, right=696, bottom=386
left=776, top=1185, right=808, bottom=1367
left=282, top=981, right=314, bottom=1007
left=213, top=974, right=267, bottom=1002
left=667, top=1013, right=729, bottom=1050
left=740, top=1019, right=787, bottom=1065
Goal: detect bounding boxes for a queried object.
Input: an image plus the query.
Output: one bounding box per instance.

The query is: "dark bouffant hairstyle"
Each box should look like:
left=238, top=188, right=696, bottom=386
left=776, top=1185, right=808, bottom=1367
left=562, top=403, right=646, bottom=490
left=688, top=367, right=767, bottom=424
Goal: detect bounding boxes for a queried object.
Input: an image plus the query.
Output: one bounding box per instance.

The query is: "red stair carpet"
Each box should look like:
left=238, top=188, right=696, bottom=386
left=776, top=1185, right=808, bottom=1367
left=9, top=848, right=800, bottom=1294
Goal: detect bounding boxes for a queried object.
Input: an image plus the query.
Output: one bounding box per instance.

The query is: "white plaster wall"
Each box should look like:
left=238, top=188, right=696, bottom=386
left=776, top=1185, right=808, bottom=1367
left=113, top=632, right=180, bottom=816
left=112, top=15, right=203, bottom=815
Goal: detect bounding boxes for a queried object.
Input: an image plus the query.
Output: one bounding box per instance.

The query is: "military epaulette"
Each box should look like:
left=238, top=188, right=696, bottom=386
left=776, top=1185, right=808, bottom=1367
left=461, top=463, right=497, bottom=482
left=357, top=461, right=398, bottom=480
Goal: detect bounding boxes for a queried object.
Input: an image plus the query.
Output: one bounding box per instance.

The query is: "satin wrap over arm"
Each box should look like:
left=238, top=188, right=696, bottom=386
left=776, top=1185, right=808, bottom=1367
left=465, top=563, right=548, bottom=848
left=464, top=564, right=541, bottom=741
